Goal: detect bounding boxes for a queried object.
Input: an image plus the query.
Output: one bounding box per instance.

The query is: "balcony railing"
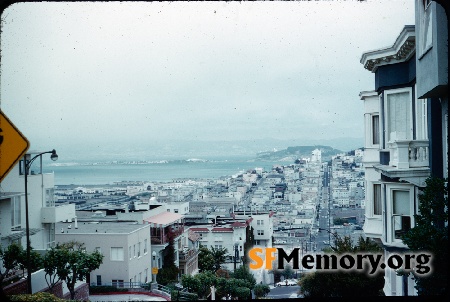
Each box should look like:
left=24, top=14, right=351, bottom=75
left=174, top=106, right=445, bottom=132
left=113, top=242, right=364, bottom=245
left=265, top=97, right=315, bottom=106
left=179, top=248, right=199, bottom=262
left=150, top=226, right=184, bottom=245
left=388, top=140, right=429, bottom=169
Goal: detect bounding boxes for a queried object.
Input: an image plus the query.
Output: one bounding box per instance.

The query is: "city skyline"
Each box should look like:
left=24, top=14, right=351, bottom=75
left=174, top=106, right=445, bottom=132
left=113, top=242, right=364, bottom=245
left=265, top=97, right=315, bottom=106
left=0, top=1, right=415, bottom=159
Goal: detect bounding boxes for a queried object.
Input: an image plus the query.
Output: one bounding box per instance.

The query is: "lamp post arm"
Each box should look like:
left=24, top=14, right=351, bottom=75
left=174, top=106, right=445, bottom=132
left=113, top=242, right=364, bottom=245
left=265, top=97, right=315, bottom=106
left=24, top=150, right=57, bottom=173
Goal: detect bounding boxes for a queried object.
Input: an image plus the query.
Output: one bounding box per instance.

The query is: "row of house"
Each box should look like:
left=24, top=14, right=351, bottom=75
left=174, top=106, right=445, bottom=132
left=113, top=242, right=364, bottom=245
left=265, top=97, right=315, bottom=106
left=360, top=0, right=447, bottom=296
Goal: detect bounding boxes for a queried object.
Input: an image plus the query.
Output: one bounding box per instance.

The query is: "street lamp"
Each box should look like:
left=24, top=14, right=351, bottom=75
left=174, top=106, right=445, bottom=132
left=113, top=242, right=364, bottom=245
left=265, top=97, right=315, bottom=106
left=24, top=149, right=58, bottom=294
left=152, top=251, right=157, bottom=283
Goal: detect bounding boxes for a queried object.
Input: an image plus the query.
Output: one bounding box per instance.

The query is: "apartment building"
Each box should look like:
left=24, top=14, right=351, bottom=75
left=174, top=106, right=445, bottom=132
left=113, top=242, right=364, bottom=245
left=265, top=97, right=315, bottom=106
left=190, top=217, right=249, bottom=272
left=1, top=152, right=76, bottom=250
left=359, top=1, right=447, bottom=295
left=55, top=221, right=152, bottom=287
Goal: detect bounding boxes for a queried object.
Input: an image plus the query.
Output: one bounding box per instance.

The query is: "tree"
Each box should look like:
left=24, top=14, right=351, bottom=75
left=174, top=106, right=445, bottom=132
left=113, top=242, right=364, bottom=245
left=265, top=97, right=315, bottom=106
left=401, top=176, right=448, bottom=296
left=231, top=265, right=256, bottom=290
left=299, top=235, right=384, bottom=297
left=197, top=245, right=215, bottom=272
left=210, top=246, right=228, bottom=271
left=197, top=245, right=228, bottom=273
left=180, top=271, right=216, bottom=299
left=16, top=247, right=42, bottom=278
left=254, top=283, right=270, bottom=298
left=215, top=268, right=231, bottom=279
left=0, top=243, right=22, bottom=297
left=43, top=241, right=103, bottom=300
left=281, top=264, right=295, bottom=280
left=182, top=269, right=256, bottom=300
left=156, top=228, right=179, bottom=285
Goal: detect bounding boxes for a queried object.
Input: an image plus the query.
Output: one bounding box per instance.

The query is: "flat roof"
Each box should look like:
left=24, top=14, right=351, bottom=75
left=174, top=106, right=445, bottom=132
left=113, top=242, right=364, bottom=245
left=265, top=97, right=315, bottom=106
left=55, top=221, right=150, bottom=235
left=143, top=211, right=183, bottom=227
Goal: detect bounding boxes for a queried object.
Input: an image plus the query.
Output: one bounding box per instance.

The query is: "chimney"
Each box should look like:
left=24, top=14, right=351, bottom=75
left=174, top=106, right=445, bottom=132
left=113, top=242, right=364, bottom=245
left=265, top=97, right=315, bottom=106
left=74, top=216, right=78, bottom=229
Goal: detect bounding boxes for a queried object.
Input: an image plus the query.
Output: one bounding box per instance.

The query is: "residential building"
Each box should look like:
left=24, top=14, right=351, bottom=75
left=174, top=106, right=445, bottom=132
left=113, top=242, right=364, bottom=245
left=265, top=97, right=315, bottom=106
left=359, top=0, right=448, bottom=294
left=55, top=220, right=152, bottom=287
left=143, top=210, right=185, bottom=269
left=1, top=151, right=77, bottom=295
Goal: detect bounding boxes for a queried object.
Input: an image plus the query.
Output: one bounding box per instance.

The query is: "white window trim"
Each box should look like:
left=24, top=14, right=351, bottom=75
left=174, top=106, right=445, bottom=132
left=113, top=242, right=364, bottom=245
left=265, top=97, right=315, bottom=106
left=372, top=182, right=382, bottom=217
left=111, top=247, right=124, bottom=261
left=387, top=184, right=415, bottom=244
left=383, top=87, right=413, bottom=145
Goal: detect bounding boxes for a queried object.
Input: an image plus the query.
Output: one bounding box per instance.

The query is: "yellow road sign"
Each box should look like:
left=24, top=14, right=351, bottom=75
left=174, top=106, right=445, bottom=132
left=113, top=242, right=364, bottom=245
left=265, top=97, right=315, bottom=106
left=152, top=267, right=158, bottom=274
left=0, top=110, right=30, bottom=182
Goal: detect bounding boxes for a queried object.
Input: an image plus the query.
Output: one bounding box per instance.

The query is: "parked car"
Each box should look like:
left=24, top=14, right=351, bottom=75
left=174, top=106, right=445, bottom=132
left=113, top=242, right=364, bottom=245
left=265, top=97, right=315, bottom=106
left=276, top=279, right=298, bottom=287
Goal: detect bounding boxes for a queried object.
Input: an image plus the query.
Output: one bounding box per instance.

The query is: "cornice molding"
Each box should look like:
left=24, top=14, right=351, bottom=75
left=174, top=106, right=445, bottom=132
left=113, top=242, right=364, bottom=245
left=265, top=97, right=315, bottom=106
left=361, top=25, right=416, bottom=72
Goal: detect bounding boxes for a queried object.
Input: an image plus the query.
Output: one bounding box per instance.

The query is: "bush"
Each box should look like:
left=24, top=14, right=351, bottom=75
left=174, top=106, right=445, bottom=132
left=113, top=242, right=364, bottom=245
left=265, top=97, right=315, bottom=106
left=9, top=292, right=65, bottom=302
left=254, top=284, right=270, bottom=298
left=171, top=290, right=198, bottom=301
left=89, top=285, right=129, bottom=293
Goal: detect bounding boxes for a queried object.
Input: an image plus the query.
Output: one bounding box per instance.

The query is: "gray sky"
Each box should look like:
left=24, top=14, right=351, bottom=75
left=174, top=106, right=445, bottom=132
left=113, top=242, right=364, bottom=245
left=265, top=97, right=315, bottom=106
left=0, top=1, right=415, bottom=157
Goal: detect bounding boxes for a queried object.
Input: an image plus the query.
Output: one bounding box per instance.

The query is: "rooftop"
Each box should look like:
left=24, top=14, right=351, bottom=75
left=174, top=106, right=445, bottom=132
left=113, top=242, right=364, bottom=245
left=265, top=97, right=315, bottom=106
left=56, top=221, right=150, bottom=235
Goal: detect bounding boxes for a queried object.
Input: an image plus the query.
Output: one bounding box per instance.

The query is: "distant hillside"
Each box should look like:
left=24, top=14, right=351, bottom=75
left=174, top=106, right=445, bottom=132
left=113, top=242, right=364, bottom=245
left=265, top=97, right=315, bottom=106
left=256, top=145, right=343, bottom=161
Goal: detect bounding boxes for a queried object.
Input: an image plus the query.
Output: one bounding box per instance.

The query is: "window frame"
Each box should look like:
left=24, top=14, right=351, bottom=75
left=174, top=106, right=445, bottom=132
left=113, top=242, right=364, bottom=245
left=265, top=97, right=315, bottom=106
left=387, top=185, right=415, bottom=243
left=383, top=87, right=413, bottom=145
left=373, top=183, right=382, bottom=216
left=111, top=247, right=124, bottom=261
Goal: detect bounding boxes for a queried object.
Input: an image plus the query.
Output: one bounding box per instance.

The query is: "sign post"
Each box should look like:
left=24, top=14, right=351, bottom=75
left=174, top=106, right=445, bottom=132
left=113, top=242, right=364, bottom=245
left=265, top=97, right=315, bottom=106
left=0, top=110, right=29, bottom=182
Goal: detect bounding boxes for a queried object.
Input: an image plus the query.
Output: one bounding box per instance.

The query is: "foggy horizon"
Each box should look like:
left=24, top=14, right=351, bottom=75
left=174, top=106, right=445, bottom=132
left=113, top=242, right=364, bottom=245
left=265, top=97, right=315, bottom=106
left=0, top=1, right=414, bottom=159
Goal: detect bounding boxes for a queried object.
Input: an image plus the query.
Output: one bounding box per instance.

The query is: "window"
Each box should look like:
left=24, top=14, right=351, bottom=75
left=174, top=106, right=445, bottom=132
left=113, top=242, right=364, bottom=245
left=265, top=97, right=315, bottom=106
left=144, top=239, right=148, bottom=254
left=372, top=115, right=380, bottom=145
left=47, top=223, right=55, bottom=248
left=214, top=245, right=223, bottom=249
left=419, top=0, right=433, bottom=57
left=257, top=219, right=264, bottom=226
left=10, top=197, right=21, bottom=230
left=174, top=209, right=179, bottom=213
left=138, top=242, right=141, bottom=257
left=373, top=184, right=382, bottom=216
left=45, top=188, right=55, bottom=207
left=96, top=275, right=102, bottom=286
left=129, top=246, right=132, bottom=260
left=111, top=247, right=124, bottom=261
left=95, top=247, right=102, bottom=254
left=386, top=90, right=412, bottom=142
left=415, top=97, right=428, bottom=140
left=257, top=230, right=264, bottom=236
left=214, top=235, right=222, bottom=241
left=393, top=190, right=411, bottom=240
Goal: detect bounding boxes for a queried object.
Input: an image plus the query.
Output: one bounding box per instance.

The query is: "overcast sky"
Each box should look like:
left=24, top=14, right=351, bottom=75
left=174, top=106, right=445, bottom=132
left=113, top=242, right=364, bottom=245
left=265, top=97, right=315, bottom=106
left=0, top=1, right=415, bottom=157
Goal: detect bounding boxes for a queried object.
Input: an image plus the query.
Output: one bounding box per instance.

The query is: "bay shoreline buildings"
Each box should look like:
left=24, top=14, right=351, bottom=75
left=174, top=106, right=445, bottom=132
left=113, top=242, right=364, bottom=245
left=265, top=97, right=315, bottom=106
left=1, top=145, right=367, bottom=298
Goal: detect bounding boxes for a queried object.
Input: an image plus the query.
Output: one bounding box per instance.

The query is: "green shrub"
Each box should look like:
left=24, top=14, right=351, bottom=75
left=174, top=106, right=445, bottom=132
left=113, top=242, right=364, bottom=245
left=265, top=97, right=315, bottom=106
left=171, top=289, right=198, bottom=301
left=9, top=292, right=65, bottom=302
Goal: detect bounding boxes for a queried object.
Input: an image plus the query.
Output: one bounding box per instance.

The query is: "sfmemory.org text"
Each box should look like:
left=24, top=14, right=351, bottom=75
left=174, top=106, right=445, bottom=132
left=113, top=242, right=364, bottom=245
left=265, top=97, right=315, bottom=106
left=249, top=247, right=432, bottom=275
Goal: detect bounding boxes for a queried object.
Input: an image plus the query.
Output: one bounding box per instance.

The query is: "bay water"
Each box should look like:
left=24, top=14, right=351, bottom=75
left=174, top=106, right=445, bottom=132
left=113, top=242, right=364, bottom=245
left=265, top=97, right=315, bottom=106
left=46, top=157, right=294, bottom=186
